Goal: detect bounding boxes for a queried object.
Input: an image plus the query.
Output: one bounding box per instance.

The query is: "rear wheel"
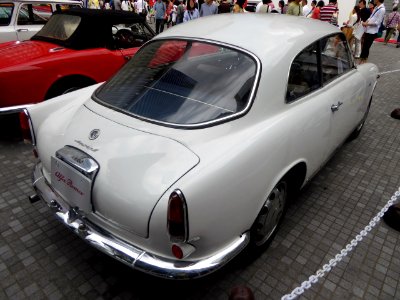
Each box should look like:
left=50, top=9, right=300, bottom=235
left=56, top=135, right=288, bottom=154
left=250, top=180, right=288, bottom=248
left=45, top=77, right=96, bottom=100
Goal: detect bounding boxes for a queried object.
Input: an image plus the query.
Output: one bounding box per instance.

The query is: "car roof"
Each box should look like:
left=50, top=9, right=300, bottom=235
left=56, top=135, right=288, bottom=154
left=156, top=14, right=340, bottom=62
left=0, top=0, right=80, bottom=3
left=31, top=8, right=147, bottom=49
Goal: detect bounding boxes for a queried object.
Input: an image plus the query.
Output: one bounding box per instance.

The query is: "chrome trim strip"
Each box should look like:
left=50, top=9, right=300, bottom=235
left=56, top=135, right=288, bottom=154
left=92, top=37, right=261, bottom=129
left=0, top=104, right=34, bottom=114
left=32, top=162, right=250, bottom=279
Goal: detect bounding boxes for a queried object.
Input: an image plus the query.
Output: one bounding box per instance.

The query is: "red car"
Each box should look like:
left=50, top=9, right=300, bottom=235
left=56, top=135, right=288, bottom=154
left=0, top=8, right=155, bottom=114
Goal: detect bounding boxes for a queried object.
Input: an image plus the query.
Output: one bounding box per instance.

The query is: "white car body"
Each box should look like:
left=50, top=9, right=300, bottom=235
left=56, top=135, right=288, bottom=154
left=27, top=14, right=378, bottom=279
left=0, top=0, right=82, bottom=43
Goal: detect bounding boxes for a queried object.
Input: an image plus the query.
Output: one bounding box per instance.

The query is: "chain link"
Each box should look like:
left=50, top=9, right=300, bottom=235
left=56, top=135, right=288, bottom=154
left=281, top=187, right=400, bottom=300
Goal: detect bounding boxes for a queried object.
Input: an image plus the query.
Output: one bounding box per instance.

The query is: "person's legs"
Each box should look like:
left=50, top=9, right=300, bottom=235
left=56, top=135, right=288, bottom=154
left=384, top=28, right=395, bottom=44
left=397, top=31, right=400, bottom=48
left=360, top=33, right=376, bottom=62
left=155, top=18, right=161, bottom=34
left=354, top=37, right=361, bottom=58
left=159, top=19, right=165, bottom=33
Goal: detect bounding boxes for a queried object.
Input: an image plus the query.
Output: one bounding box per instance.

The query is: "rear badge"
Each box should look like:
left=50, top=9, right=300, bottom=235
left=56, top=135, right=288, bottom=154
left=89, top=129, right=100, bottom=140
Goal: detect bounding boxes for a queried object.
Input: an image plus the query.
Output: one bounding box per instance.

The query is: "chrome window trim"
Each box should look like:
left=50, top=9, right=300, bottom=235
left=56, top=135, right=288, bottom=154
left=92, top=37, right=261, bottom=129
left=285, top=32, right=355, bottom=104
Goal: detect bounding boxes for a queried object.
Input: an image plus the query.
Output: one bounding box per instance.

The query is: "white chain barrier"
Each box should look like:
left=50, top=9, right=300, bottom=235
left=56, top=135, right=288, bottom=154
left=281, top=187, right=400, bottom=300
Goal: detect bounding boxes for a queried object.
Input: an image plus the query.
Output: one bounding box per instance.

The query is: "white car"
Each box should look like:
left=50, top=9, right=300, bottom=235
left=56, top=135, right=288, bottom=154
left=0, top=0, right=82, bottom=43
left=25, top=14, right=378, bottom=279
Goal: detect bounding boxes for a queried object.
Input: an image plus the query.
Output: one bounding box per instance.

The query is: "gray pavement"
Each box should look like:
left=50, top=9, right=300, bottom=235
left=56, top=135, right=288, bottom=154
left=1, top=41, right=400, bottom=300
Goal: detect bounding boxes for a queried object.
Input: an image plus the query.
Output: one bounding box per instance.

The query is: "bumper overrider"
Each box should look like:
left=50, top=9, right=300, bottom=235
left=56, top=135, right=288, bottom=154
left=31, top=162, right=250, bottom=279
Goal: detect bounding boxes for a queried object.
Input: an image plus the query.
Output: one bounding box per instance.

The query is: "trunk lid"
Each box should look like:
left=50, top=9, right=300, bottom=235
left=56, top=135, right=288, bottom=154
left=40, top=104, right=199, bottom=238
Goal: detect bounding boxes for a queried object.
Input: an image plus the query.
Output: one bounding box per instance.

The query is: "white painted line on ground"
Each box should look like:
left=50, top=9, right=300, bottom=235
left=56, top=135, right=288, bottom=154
left=379, top=69, right=400, bottom=75
left=281, top=187, right=400, bottom=300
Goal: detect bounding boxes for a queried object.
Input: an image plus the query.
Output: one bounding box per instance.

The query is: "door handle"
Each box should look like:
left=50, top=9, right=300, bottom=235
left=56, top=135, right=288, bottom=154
left=331, top=101, right=343, bottom=112
left=16, top=29, right=28, bottom=32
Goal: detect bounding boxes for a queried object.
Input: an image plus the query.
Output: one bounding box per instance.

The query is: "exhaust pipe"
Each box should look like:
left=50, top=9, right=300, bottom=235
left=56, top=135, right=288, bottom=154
left=28, top=194, right=40, bottom=204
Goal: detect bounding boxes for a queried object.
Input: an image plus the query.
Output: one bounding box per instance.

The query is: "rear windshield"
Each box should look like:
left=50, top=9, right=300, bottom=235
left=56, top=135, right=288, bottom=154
left=95, top=39, right=258, bottom=127
left=35, top=14, right=81, bottom=41
left=0, top=3, right=13, bottom=26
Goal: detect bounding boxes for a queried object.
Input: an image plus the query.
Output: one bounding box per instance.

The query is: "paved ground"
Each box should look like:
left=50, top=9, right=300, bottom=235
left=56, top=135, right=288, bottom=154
left=1, top=41, right=400, bottom=300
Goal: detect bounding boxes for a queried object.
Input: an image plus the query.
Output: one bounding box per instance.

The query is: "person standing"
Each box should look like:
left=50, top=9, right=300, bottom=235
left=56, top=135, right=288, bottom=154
left=383, top=6, right=400, bottom=44
left=184, top=0, right=200, bottom=21
left=359, top=0, right=385, bottom=63
left=287, top=0, right=302, bottom=16
left=114, top=0, right=122, bottom=10
left=302, top=0, right=310, bottom=16
left=176, top=0, right=186, bottom=24
left=320, top=0, right=338, bottom=24
left=358, top=0, right=371, bottom=22
left=218, top=0, right=231, bottom=13
left=232, top=0, right=246, bottom=13
left=154, top=0, right=166, bottom=34
left=200, top=0, right=218, bottom=16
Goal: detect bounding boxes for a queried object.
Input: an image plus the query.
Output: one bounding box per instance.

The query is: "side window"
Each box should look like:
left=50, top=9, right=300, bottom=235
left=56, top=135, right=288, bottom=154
left=18, top=4, right=52, bottom=25
left=55, top=4, right=81, bottom=12
left=320, top=33, right=351, bottom=84
left=286, top=42, right=321, bottom=102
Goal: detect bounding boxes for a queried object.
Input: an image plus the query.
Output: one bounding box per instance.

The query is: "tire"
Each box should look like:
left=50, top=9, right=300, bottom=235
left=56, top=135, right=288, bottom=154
left=249, top=180, right=288, bottom=249
left=347, top=97, right=372, bottom=142
left=45, top=77, right=95, bottom=100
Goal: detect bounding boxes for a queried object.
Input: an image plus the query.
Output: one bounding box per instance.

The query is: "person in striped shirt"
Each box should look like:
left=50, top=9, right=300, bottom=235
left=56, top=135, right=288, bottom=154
left=319, top=0, right=339, bottom=25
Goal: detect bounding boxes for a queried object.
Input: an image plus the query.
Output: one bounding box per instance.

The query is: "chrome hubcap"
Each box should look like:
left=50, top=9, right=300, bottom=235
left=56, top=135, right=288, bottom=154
left=254, top=182, right=287, bottom=246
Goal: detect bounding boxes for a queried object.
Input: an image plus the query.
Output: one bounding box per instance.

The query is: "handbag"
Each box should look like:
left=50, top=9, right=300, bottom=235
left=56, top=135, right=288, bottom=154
left=353, top=22, right=365, bottom=40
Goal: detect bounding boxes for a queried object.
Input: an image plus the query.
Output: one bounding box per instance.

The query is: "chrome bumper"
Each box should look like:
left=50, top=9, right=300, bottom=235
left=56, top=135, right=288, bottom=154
left=0, top=104, right=34, bottom=115
left=32, top=162, right=250, bottom=279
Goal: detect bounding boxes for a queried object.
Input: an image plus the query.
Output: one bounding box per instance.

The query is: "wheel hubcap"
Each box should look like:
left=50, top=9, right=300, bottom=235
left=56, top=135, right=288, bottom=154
left=254, top=182, right=287, bottom=246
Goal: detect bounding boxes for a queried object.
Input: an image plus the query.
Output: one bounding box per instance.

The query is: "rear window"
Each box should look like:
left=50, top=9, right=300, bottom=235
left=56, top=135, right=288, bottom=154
left=35, top=14, right=81, bottom=41
left=0, top=3, right=13, bottom=26
left=95, top=39, right=258, bottom=127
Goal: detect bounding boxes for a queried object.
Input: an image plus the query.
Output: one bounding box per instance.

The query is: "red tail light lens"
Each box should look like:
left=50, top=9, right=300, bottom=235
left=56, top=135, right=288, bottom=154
left=19, top=110, right=35, bottom=145
left=167, top=190, right=188, bottom=242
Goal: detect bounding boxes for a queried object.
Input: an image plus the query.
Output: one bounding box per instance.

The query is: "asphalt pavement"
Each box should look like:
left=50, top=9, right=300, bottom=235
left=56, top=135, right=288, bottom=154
left=0, top=40, right=399, bottom=300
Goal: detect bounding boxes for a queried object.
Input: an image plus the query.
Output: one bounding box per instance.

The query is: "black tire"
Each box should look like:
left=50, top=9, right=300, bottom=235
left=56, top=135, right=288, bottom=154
left=45, top=77, right=95, bottom=100
left=249, top=180, right=288, bottom=250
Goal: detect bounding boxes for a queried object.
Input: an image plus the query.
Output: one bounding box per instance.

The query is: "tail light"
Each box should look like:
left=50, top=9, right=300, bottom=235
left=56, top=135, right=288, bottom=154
left=167, top=190, right=188, bottom=243
left=19, top=110, right=37, bottom=157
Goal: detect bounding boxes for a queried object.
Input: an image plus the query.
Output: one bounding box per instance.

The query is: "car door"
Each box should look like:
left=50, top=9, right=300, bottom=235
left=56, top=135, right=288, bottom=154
left=319, top=34, right=366, bottom=152
left=14, top=3, right=52, bottom=41
left=286, top=41, right=333, bottom=174
left=0, top=2, right=18, bottom=43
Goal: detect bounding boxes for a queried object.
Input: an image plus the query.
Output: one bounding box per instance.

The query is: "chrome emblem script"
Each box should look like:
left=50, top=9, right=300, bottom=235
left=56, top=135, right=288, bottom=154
left=89, top=129, right=100, bottom=140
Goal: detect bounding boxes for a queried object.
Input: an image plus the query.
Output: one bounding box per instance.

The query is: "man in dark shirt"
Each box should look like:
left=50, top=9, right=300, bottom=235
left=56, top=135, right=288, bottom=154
left=358, top=0, right=371, bottom=21
left=218, top=0, right=231, bottom=13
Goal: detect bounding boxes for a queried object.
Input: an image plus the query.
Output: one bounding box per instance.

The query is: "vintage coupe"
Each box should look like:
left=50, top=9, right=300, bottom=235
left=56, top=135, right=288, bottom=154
left=25, top=14, right=378, bottom=279
left=0, top=8, right=155, bottom=114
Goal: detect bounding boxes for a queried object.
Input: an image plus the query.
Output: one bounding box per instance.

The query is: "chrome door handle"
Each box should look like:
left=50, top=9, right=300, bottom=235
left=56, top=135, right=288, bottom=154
left=331, top=101, right=343, bottom=112
left=16, top=29, right=28, bottom=32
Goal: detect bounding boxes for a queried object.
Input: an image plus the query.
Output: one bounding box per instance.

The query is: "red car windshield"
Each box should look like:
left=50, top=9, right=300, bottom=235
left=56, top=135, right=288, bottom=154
left=0, top=3, right=13, bottom=26
left=95, top=39, right=258, bottom=127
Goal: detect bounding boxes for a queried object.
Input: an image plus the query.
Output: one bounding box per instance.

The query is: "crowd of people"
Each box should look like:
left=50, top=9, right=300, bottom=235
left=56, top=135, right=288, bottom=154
left=86, top=0, right=399, bottom=60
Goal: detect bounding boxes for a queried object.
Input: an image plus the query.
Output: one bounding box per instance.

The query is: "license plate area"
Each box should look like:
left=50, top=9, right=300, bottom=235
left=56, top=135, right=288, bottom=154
left=51, top=156, right=93, bottom=213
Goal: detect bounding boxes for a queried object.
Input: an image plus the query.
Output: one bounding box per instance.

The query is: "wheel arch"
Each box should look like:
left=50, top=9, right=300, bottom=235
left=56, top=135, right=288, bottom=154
left=45, top=74, right=97, bottom=100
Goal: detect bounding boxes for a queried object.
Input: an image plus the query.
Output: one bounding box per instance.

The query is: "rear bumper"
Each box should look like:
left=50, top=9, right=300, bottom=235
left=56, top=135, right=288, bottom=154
left=32, top=161, right=250, bottom=279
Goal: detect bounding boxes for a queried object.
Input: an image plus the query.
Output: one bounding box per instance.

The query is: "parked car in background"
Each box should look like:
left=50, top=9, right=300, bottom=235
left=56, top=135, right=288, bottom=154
left=0, top=8, right=155, bottom=114
left=0, top=0, right=82, bottom=43
left=25, top=14, right=378, bottom=279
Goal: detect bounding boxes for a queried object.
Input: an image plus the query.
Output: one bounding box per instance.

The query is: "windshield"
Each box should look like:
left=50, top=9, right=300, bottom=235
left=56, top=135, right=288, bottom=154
left=35, top=14, right=81, bottom=41
left=95, top=39, right=258, bottom=127
left=0, top=3, right=13, bottom=26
